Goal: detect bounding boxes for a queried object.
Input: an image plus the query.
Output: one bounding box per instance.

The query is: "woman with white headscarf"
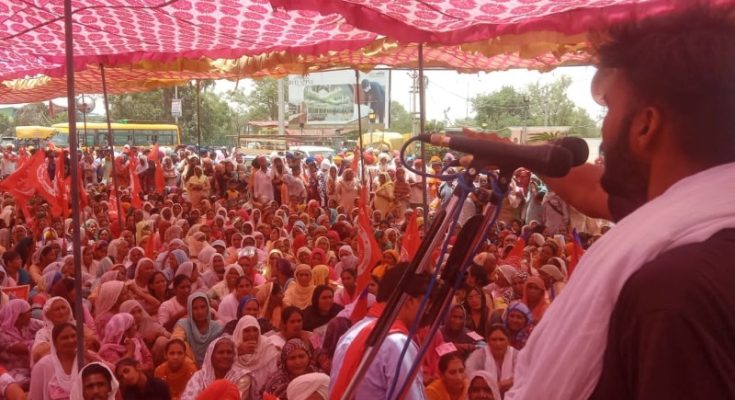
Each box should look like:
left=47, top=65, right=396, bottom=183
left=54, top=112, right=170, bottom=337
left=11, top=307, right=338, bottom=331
left=29, top=322, right=81, bottom=400
left=232, top=316, right=280, bottom=394
left=98, top=313, right=153, bottom=373
left=467, top=370, right=502, bottom=400
left=207, top=264, right=244, bottom=305
left=180, top=336, right=251, bottom=400
left=466, top=324, right=518, bottom=397
left=175, top=260, right=207, bottom=293
left=172, top=293, right=223, bottom=368
left=32, top=297, right=97, bottom=365
left=286, top=372, right=330, bottom=400
left=120, top=299, right=170, bottom=364
left=94, top=280, right=129, bottom=335
left=69, top=362, right=119, bottom=400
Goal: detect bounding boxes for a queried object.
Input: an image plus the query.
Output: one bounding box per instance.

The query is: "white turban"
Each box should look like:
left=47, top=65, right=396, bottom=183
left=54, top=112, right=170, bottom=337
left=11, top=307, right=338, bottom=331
left=286, top=372, right=330, bottom=400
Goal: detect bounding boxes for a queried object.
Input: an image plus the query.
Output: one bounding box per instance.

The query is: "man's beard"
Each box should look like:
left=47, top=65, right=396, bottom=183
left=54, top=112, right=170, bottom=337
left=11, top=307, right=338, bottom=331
left=599, top=113, right=650, bottom=222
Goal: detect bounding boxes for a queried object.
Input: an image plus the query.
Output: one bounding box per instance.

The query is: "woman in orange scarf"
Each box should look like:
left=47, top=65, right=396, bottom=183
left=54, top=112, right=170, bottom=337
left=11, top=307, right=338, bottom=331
left=521, top=276, right=549, bottom=325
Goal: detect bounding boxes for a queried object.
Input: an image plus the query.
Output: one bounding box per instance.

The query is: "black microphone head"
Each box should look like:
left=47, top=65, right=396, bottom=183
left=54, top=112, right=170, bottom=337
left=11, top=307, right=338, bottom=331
left=556, top=137, right=589, bottom=167
left=542, top=145, right=574, bottom=177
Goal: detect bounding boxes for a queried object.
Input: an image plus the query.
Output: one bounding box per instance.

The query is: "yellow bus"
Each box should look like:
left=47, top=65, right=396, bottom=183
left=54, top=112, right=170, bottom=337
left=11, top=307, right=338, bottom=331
left=51, top=122, right=181, bottom=149
left=11, top=126, right=58, bottom=148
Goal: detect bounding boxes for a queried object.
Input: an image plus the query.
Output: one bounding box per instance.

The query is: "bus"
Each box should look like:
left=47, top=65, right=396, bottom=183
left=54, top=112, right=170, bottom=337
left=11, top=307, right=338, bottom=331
left=51, top=122, right=181, bottom=150
left=13, top=126, right=59, bottom=148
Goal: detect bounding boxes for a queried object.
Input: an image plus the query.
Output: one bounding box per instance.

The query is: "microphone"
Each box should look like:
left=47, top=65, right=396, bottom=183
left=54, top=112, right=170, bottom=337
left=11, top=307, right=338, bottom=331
left=553, top=136, right=589, bottom=167
left=419, top=134, right=574, bottom=177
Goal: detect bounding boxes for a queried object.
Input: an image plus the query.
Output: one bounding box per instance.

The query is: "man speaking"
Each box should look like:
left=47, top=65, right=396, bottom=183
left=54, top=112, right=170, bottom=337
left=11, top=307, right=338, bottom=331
left=507, top=5, right=735, bottom=400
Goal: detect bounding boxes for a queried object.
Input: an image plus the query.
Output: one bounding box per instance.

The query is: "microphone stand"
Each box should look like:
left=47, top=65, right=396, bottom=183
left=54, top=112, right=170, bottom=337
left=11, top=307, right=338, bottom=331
left=339, top=173, right=471, bottom=400
left=388, top=162, right=513, bottom=399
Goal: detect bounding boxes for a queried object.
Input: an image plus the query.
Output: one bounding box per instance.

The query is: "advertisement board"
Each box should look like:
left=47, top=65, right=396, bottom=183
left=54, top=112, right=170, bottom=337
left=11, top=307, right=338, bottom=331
left=288, top=70, right=390, bottom=128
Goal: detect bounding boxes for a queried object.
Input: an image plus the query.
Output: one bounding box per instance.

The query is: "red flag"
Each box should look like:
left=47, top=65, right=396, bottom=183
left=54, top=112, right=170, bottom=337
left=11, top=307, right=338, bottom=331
left=354, top=209, right=382, bottom=296
left=56, top=150, right=69, bottom=218
left=148, top=144, right=165, bottom=195
left=568, top=229, right=585, bottom=278
left=349, top=288, right=370, bottom=324
left=25, top=150, right=63, bottom=217
left=400, top=211, right=420, bottom=261
left=128, top=152, right=142, bottom=209
left=17, top=148, right=28, bottom=169
left=77, top=169, right=89, bottom=209
left=0, top=150, right=39, bottom=202
left=502, top=237, right=526, bottom=270
left=144, top=232, right=157, bottom=258
left=108, top=185, right=121, bottom=229
left=350, top=146, right=359, bottom=176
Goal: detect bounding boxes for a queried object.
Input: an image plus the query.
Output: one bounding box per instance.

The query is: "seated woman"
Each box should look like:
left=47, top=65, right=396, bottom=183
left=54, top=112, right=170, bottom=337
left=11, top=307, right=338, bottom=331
left=0, top=299, right=43, bottom=390
left=217, top=276, right=253, bottom=326
left=503, top=302, right=533, bottom=350
left=467, top=371, right=501, bottom=400
left=128, top=258, right=162, bottom=316
left=32, top=297, right=97, bottom=365
left=181, top=337, right=251, bottom=400
left=255, top=281, right=284, bottom=333
left=94, top=280, right=130, bottom=335
left=260, top=338, right=320, bottom=400
left=172, top=293, right=223, bottom=368
left=50, top=277, right=97, bottom=335
left=283, top=265, right=315, bottom=310
left=99, top=313, right=153, bottom=374
left=441, top=305, right=483, bottom=359
left=154, top=339, right=197, bottom=400
left=465, top=324, right=517, bottom=397
left=232, top=316, right=280, bottom=395
left=158, top=276, right=191, bottom=333
left=207, top=265, right=244, bottom=306
left=425, top=352, right=468, bottom=400
left=120, top=300, right=171, bottom=364
left=115, top=357, right=171, bottom=400
left=174, top=261, right=207, bottom=294
left=267, top=306, right=313, bottom=351
left=286, top=372, right=330, bottom=400
left=301, top=285, right=343, bottom=347
left=148, top=271, right=170, bottom=306
left=29, top=323, right=82, bottom=400
left=521, top=276, right=549, bottom=326
left=538, top=263, right=566, bottom=301
left=333, top=268, right=358, bottom=306
left=463, top=286, right=493, bottom=339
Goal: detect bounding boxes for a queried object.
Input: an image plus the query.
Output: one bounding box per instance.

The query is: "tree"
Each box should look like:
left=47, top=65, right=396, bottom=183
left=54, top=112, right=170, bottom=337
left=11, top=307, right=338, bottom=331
left=243, top=78, right=282, bottom=122
left=472, top=76, right=600, bottom=137
left=389, top=101, right=412, bottom=133
left=14, top=103, right=51, bottom=126
left=0, top=113, right=11, bottom=136
left=425, top=119, right=446, bottom=133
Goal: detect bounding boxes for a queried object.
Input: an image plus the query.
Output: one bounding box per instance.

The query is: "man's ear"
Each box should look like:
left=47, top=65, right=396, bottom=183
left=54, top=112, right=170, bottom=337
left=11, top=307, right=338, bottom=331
left=629, top=106, right=663, bottom=159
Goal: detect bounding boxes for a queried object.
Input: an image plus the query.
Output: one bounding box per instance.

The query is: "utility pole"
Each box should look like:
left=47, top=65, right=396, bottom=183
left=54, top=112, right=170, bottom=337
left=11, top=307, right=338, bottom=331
left=277, top=78, right=285, bottom=136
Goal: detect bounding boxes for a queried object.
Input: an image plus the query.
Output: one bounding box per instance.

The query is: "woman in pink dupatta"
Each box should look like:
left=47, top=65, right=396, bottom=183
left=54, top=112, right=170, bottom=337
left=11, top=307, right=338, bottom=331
left=98, top=313, right=153, bottom=374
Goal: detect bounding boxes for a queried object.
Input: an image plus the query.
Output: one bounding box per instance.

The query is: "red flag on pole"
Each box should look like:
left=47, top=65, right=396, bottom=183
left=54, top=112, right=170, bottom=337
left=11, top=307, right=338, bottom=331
left=350, top=146, right=360, bottom=175
left=56, top=150, right=69, bottom=218
left=0, top=150, right=39, bottom=202
left=400, top=211, right=420, bottom=261
left=128, top=151, right=142, bottom=209
left=349, top=288, right=370, bottom=324
left=148, top=144, right=165, bottom=195
left=27, top=150, right=63, bottom=217
left=568, top=229, right=586, bottom=278
left=354, top=209, right=382, bottom=296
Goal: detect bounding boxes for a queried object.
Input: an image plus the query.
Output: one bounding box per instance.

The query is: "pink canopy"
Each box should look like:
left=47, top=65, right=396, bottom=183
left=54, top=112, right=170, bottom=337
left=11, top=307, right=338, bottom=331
left=270, top=0, right=729, bottom=45
left=0, top=0, right=377, bottom=81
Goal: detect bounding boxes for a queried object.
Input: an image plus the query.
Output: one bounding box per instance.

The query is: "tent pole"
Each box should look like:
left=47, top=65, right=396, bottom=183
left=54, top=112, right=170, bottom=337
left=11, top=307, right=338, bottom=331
left=196, top=80, right=202, bottom=149
left=355, top=70, right=365, bottom=185
left=99, top=64, right=124, bottom=233
left=62, top=0, right=85, bottom=369
left=418, top=44, right=428, bottom=232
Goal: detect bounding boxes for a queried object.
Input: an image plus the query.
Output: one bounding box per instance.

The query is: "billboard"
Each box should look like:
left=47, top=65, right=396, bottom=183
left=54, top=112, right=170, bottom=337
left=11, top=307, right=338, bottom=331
left=288, top=70, right=390, bottom=128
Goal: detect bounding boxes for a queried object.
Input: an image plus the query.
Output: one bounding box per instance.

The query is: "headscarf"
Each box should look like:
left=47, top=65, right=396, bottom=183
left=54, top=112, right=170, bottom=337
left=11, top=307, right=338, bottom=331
left=94, top=280, right=125, bottom=317
left=284, top=264, right=315, bottom=309
left=100, top=313, right=142, bottom=361
left=262, top=338, right=316, bottom=398
left=539, top=264, right=565, bottom=282
left=232, top=315, right=280, bottom=371
left=119, top=299, right=166, bottom=340
left=70, top=362, right=119, bottom=400
left=190, top=336, right=243, bottom=391
left=311, top=265, right=330, bottom=286
left=522, top=276, right=549, bottom=324
left=177, top=293, right=224, bottom=367
left=0, top=298, right=31, bottom=340
left=468, top=371, right=502, bottom=400
left=48, top=324, right=79, bottom=396
left=286, top=372, right=330, bottom=400
left=303, top=285, right=343, bottom=332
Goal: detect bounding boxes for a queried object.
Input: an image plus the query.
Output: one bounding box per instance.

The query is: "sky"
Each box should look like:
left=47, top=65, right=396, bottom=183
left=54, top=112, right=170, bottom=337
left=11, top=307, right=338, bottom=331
left=21, top=65, right=605, bottom=126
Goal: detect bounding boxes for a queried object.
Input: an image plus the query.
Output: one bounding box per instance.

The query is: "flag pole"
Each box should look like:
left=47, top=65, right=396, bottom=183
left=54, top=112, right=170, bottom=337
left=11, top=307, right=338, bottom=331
left=418, top=44, right=429, bottom=233
left=355, top=70, right=365, bottom=185
left=99, top=64, right=124, bottom=233
left=62, top=0, right=85, bottom=369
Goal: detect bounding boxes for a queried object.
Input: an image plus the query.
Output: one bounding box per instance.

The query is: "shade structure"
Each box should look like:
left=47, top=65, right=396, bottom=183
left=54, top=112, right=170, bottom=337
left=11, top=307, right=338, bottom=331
left=0, top=0, right=378, bottom=81
left=1, top=33, right=591, bottom=104
left=270, top=0, right=735, bottom=45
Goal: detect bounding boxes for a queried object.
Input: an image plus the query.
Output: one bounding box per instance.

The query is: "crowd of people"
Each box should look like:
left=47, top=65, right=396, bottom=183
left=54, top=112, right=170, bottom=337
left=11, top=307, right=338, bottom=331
left=0, top=142, right=605, bottom=400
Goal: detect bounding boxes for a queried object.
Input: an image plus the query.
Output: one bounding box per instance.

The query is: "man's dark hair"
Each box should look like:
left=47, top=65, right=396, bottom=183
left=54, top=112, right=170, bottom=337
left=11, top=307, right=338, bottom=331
left=1, top=250, right=19, bottom=265
left=82, top=363, right=112, bottom=385
left=596, top=6, right=735, bottom=164
left=115, top=357, right=139, bottom=373
left=377, top=263, right=432, bottom=302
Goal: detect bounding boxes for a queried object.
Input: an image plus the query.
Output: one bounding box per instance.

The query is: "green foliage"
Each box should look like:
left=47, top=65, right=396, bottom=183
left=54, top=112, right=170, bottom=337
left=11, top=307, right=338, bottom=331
left=472, top=76, right=600, bottom=137
left=0, top=113, right=11, bottom=136
left=14, top=103, right=51, bottom=126
left=425, top=119, right=446, bottom=133
left=389, top=101, right=413, bottom=134
left=243, top=78, right=282, bottom=122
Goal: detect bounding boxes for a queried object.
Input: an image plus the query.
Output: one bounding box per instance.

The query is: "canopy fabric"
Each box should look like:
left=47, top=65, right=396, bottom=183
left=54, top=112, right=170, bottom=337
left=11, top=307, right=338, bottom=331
left=0, top=0, right=377, bottom=81
left=1, top=34, right=590, bottom=104
left=269, top=0, right=722, bottom=45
